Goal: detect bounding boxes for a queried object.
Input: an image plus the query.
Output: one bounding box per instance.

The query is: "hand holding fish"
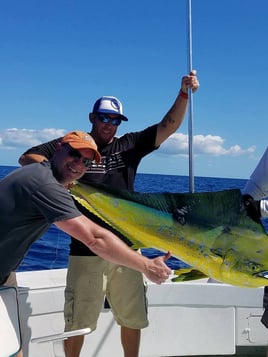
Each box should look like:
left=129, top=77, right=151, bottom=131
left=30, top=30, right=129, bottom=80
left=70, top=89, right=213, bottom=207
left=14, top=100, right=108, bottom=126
left=143, top=251, right=172, bottom=284
left=181, top=69, right=199, bottom=93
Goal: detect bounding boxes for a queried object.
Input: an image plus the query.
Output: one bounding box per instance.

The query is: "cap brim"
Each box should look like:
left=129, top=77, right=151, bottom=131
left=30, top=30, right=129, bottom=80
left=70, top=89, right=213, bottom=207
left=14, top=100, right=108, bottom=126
left=118, top=114, right=128, bottom=121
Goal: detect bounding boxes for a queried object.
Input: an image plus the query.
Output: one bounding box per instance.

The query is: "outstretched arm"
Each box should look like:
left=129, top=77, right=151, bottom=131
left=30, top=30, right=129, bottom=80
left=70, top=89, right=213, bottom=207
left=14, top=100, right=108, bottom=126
left=55, top=215, right=172, bottom=284
left=155, top=70, right=199, bottom=147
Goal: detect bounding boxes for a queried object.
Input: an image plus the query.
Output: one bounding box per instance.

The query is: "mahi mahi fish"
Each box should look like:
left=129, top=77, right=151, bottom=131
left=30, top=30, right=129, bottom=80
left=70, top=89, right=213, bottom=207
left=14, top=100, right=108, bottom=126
left=70, top=182, right=268, bottom=288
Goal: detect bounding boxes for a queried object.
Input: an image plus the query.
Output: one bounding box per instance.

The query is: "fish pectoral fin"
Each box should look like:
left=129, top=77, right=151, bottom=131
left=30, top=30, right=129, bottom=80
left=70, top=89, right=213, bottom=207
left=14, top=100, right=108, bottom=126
left=172, top=268, right=208, bottom=282
left=130, top=242, right=144, bottom=250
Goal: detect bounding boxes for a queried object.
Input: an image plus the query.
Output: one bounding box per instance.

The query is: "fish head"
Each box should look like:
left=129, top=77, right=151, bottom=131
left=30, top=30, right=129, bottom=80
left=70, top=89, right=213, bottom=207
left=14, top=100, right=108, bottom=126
left=218, top=247, right=268, bottom=288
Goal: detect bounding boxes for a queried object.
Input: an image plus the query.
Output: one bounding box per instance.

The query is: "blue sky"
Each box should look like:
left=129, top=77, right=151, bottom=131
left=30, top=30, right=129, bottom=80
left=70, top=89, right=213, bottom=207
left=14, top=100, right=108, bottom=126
left=0, top=0, right=267, bottom=179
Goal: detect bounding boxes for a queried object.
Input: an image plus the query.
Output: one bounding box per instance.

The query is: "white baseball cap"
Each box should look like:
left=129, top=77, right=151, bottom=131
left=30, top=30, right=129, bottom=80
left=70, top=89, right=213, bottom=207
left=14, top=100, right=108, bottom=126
left=92, top=96, right=128, bottom=121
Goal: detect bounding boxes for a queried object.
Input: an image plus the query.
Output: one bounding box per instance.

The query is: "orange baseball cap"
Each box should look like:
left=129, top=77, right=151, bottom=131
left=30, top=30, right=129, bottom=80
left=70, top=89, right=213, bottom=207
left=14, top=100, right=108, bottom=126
left=62, top=131, right=101, bottom=163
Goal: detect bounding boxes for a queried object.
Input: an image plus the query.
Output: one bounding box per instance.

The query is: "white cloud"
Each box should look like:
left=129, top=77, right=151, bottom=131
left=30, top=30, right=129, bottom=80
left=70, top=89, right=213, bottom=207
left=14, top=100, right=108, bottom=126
left=0, top=128, right=66, bottom=150
left=0, top=129, right=256, bottom=160
left=159, top=133, right=256, bottom=157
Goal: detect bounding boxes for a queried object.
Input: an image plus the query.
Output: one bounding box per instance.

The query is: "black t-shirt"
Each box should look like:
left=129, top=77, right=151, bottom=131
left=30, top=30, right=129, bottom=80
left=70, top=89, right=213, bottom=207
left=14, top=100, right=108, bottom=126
left=22, top=124, right=158, bottom=255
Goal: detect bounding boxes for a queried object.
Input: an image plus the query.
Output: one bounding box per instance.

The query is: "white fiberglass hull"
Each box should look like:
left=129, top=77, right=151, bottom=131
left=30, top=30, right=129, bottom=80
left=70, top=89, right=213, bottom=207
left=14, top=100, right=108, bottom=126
left=2, top=269, right=268, bottom=356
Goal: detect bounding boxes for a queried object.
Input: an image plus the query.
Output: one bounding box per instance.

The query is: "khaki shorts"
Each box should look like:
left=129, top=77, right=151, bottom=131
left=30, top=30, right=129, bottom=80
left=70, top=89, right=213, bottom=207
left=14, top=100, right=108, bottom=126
left=64, top=255, right=148, bottom=331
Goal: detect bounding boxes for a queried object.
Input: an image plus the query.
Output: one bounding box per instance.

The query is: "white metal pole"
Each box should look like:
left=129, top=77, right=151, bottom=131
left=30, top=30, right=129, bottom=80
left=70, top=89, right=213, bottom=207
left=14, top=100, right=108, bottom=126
left=187, top=0, right=194, bottom=193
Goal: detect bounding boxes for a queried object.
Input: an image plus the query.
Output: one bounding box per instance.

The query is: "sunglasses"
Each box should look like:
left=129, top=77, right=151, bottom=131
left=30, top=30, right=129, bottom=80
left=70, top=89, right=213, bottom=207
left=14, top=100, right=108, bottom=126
left=64, top=144, right=93, bottom=168
left=97, top=114, right=121, bottom=126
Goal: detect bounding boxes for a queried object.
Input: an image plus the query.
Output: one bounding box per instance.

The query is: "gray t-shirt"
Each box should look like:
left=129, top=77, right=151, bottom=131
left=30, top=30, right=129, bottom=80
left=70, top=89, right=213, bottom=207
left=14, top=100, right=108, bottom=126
left=0, top=161, right=82, bottom=283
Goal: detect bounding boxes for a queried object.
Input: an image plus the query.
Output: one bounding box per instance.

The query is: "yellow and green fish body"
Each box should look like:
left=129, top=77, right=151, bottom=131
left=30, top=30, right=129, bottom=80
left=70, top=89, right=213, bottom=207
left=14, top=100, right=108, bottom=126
left=70, top=182, right=268, bottom=288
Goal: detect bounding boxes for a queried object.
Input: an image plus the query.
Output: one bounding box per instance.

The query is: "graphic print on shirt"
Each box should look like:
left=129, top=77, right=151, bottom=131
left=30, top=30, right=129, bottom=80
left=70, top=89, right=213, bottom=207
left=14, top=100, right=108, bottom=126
left=86, top=152, right=125, bottom=174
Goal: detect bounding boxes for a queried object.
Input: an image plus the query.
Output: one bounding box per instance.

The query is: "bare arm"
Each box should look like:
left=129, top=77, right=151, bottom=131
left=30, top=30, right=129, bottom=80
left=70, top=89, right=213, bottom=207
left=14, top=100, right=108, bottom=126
left=155, top=70, right=200, bottom=147
left=55, top=215, right=171, bottom=284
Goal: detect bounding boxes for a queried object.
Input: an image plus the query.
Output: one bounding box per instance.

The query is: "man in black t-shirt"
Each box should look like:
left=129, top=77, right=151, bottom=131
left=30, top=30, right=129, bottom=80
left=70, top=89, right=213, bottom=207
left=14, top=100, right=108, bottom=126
left=19, top=71, right=200, bottom=357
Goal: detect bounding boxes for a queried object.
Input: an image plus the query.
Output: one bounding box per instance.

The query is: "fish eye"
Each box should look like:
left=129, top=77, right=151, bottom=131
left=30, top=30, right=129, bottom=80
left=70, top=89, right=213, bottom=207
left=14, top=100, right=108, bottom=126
left=245, top=261, right=260, bottom=272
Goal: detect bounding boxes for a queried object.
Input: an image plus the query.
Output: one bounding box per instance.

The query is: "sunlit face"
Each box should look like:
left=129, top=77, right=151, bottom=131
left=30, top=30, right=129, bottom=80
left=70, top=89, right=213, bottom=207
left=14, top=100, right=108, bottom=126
left=52, top=144, right=95, bottom=186
left=89, top=113, right=121, bottom=145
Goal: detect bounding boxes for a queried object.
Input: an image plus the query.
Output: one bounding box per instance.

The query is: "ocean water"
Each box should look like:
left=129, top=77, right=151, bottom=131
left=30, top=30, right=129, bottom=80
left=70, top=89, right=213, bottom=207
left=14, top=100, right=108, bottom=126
left=0, top=165, right=249, bottom=271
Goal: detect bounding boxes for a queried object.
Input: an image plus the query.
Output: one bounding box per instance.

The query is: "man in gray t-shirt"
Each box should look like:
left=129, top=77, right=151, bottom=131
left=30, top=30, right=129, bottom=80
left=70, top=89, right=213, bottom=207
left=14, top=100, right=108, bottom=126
left=1, top=130, right=171, bottom=357
left=0, top=130, right=171, bottom=286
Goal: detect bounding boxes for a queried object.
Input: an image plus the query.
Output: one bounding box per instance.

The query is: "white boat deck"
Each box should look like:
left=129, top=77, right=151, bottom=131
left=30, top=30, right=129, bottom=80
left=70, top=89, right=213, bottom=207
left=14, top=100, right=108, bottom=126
left=6, top=269, right=265, bottom=356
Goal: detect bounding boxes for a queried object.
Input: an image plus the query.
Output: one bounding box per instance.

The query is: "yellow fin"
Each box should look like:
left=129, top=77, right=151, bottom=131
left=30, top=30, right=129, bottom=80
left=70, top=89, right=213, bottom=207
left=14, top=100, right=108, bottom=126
left=172, top=268, right=208, bottom=282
